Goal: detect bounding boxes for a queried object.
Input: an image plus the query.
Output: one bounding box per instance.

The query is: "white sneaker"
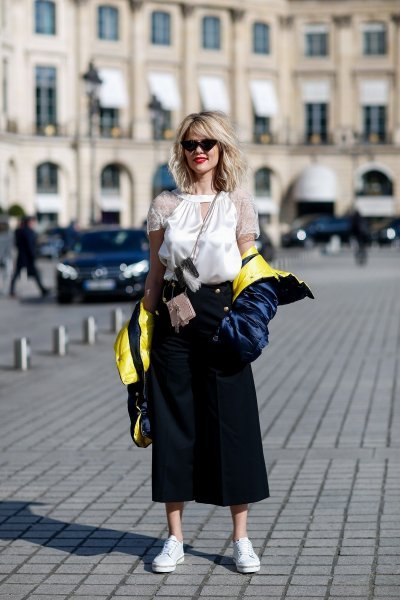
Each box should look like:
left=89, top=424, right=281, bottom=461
left=232, top=537, right=261, bottom=573
left=152, top=535, right=184, bottom=573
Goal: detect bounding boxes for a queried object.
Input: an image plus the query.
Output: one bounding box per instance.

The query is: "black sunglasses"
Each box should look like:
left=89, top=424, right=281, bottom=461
left=181, top=139, right=218, bottom=152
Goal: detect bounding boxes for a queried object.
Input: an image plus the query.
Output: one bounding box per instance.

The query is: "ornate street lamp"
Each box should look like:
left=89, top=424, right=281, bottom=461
left=82, top=62, right=102, bottom=224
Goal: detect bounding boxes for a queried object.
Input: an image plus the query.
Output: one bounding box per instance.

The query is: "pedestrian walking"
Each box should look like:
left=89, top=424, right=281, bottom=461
left=351, top=209, right=370, bottom=265
left=9, top=216, right=49, bottom=297
left=115, top=111, right=312, bottom=574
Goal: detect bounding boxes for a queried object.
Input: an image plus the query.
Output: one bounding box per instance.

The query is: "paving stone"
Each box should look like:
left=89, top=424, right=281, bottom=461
left=1, top=253, right=399, bottom=600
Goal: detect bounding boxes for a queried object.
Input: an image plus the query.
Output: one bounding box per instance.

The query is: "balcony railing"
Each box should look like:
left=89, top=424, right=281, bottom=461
left=35, top=123, right=65, bottom=137
left=359, top=132, right=389, bottom=145
left=304, top=132, right=331, bottom=145
left=99, top=125, right=132, bottom=139
left=253, top=132, right=275, bottom=144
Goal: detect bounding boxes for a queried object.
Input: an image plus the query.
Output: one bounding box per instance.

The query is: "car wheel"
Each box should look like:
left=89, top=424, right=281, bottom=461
left=57, top=293, right=73, bottom=304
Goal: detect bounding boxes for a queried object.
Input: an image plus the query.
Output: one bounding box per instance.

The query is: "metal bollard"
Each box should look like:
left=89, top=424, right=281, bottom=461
left=53, top=326, right=68, bottom=356
left=14, top=337, right=31, bottom=371
left=111, top=308, right=123, bottom=333
left=83, top=316, right=97, bottom=345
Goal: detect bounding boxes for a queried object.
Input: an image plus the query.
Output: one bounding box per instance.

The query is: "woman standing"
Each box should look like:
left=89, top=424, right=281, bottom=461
left=143, top=111, right=272, bottom=574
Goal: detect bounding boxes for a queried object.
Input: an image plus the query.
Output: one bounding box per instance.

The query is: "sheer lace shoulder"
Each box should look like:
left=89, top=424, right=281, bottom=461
left=230, top=189, right=260, bottom=242
left=147, top=190, right=182, bottom=233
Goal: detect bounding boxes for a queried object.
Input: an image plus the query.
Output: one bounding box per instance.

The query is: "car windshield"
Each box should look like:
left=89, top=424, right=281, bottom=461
left=74, top=230, right=149, bottom=253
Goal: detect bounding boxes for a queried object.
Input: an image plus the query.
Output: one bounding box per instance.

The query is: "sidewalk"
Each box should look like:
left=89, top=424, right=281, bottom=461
left=0, top=250, right=399, bottom=599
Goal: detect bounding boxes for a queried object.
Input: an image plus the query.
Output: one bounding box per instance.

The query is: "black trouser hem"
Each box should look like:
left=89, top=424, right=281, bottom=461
left=152, top=493, right=270, bottom=507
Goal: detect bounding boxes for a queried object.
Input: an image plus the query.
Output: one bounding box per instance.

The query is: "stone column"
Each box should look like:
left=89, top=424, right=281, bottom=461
left=277, top=15, right=294, bottom=145
left=391, top=13, right=400, bottom=145
left=181, top=4, right=197, bottom=117
left=333, top=15, right=353, bottom=144
left=130, top=1, right=149, bottom=140
left=230, top=9, right=247, bottom=139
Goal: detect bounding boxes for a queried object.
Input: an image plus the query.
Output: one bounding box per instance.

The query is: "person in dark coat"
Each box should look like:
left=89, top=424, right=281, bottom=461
left=9, top=216, right=49, bottom=297
left=351, top=210, right=370, bottom=265
left=63, top=220, right=80, bottom=253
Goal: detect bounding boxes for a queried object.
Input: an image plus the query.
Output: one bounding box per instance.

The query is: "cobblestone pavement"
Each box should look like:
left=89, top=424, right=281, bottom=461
left=0, top=250, right=399, bottom=599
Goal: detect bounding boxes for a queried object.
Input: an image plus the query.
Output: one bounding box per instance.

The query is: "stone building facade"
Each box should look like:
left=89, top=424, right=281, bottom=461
left=1, top=0, right=400, bottom=243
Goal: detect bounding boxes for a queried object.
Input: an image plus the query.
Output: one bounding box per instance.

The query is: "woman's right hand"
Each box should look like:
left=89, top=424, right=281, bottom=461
left=143, top=229, right=166, bottom=314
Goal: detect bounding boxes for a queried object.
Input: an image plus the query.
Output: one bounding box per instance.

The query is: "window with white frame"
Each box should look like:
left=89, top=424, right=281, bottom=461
left=34, top=0, right=56, bottom=35
left=362, top=22, right=386, bottom=55
left=151, top=11, right=171, bottom=45
left=253, top=22, right=270, bottom=54
left=305, top=103, right=328, bottom=143
left=36, top=162, right=58, bottom=194
left=202, top=16, right=221, bottom=50
left=255, top=168, right=272, bottom=197
left=101, top=164, right=120, bottom=194
left=99, top=108, right=120, bottom=137
left=35, top=66, right=57, bottom=134
left=304, top=24, right=329, bottom=57
left=363, top=106, right=386, bottom=143
left=98, top=5, right=119, bottom=41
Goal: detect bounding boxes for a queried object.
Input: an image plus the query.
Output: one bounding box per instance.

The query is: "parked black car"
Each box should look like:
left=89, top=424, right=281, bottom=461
left=371, top=218, right=400, bottom=246
left=56, top=228, right=149, bottom=303
left=281, top=215, right=352, bottom=247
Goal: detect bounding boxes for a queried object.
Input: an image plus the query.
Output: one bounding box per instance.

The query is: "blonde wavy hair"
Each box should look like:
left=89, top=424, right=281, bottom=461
left=168, top=111, right=247, bottom=194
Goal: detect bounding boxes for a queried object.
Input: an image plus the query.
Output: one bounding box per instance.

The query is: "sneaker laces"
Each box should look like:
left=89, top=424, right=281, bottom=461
left=161, top=537, right=180, bottom=557
left=235, top=538, right=256, bottom=558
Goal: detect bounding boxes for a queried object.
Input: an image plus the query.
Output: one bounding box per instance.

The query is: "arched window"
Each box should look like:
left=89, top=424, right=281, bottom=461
left=101, top=165, right=120, bottom=194
left=34, top=0, right=56, bottom=35
left=153, top=164, right=176, bottom=198
left=255, top=168, right=272, bottom=197
left=98, top=5, right=119, bottom=41
left=357, top=170, right=393, bottom=197
left=202, top=16, right=221, bottom=50
left=151, top=11, right=171, bottom=45
left=253, top=22, right=270, bottom=54
left=36, top=162, right=58, bottom=194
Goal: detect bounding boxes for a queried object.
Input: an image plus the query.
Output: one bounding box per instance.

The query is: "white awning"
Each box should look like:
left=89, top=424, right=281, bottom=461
left=355, top=197, right=394, bottom=217
left=304, top=23, right=329, bottom=34
left=359, top=80, right=388, bottom=106
left=301, top=81, right=330, bottom=103
left=361, top=22, right=386, bottom=33
left=255, top=197, right=278, bottom=215
left=148, top=72, right=181, bottom=110
left=250, top=80, right=278, bottom=117
left=198, top=76, right=230, bottom=113
left=99, top=195, right=122, bottom=212
left=98, top=69, right=128, bottom=109
left=35, top=194, right=62, bottom=213
left=293, top=165, right=337, bottom=202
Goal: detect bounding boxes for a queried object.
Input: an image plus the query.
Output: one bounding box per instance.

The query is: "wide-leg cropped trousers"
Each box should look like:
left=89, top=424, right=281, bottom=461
left=147, top=281, right=269, bottom=507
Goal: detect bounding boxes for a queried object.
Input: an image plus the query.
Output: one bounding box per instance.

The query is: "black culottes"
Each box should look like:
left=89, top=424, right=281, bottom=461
left=147, top=281, right=269, bottom=507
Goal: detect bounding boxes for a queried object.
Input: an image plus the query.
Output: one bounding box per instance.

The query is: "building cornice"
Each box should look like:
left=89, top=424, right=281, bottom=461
left=333, top=14, right=352, bottom=27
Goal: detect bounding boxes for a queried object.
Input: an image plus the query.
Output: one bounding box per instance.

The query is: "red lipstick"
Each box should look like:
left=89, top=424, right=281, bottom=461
left=194, top=157, right=207, bottom=163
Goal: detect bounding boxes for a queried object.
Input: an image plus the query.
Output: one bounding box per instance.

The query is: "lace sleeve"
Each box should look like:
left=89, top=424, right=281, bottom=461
left=147, top=191, right=181, bottom=233
left=230, top=189, right=260, bottom=242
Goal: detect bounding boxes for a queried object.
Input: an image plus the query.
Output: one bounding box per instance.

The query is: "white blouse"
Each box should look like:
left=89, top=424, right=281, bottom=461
left=147, top=188, right=259, bottom=284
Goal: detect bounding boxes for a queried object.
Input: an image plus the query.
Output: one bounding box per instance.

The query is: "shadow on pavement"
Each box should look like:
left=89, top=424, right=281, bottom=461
left=0, top=501, right=231, bottom=568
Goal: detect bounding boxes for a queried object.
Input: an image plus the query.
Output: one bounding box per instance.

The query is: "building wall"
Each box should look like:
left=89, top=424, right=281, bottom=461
left=0, top=0, right=399, bottom=243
